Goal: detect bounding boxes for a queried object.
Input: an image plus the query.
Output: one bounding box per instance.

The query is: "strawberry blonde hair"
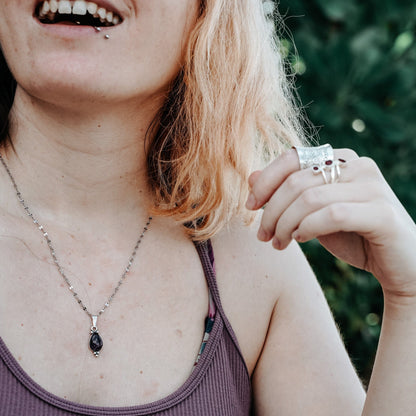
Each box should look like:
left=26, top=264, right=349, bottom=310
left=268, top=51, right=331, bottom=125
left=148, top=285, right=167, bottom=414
left=147, top=0, right=305, bottom=239
left=0, top=1, right=305, bottom=240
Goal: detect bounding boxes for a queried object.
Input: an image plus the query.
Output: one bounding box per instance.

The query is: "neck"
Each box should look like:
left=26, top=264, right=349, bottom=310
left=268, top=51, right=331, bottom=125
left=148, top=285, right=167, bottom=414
left=1, top=87, right=162, bottom=230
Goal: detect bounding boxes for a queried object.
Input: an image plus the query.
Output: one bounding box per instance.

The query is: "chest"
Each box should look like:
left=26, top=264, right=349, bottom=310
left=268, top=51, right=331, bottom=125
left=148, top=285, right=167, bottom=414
left=0, top=220, right=274, bottom=408
left=0, top=230, right=212, bottom=406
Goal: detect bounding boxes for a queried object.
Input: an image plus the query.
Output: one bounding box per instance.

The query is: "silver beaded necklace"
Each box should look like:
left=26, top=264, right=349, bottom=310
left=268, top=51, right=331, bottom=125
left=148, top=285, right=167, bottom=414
left=0, top=153, right=152, bottom=357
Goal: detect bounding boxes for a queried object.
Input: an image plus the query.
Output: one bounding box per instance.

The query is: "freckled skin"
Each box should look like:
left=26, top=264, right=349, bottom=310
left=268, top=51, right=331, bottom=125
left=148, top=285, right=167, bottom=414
left=0, top=0, right=209, bottom=409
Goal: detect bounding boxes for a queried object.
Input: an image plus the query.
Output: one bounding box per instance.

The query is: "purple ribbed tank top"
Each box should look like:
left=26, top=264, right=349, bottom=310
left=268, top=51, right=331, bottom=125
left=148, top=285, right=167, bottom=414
left=0, top=240, right=252, bottom=415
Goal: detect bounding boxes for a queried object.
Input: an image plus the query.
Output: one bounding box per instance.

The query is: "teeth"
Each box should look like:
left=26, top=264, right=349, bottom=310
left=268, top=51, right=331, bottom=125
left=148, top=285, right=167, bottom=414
left=37, top=1, right=122, bottom=25
left=86, top=2, right=97, bottom=15
left=72, top=1, right=87, bottom=15
left=41, top=1, right=50, bottom=14
left=58, top=0, right=71, bottom=14
left=96, top=7, right=106, bottom=20
left=49, top=0, right=58, bottom=13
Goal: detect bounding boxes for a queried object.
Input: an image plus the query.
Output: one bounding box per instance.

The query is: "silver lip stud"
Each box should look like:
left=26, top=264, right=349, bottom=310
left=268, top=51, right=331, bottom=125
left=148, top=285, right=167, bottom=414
left=93, top=26, right=101, bottom=32
left=104, top=34, right=110, bottom=39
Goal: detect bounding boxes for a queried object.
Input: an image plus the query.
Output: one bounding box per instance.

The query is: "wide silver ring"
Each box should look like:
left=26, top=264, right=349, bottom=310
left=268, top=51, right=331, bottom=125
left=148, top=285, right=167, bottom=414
left=294, top=144, right=334, bottom=170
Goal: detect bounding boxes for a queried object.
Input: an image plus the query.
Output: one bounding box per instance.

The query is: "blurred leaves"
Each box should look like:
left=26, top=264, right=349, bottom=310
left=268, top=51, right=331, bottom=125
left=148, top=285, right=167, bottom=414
left=276, top=0, right=416, bottom=384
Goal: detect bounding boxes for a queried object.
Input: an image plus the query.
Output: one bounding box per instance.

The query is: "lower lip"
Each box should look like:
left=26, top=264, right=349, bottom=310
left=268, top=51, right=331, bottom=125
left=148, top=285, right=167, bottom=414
left=35, top=18, right=114, bottom=38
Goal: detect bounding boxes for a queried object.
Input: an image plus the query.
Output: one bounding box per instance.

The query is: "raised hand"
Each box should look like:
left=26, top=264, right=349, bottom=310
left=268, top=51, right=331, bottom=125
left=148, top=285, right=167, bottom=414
left=246, top=147, right=416, bottom=301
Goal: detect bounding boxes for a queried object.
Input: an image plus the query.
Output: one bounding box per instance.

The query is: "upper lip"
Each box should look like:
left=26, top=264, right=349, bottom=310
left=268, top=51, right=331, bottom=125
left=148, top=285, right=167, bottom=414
left=34, top=0, right=125, bottom=20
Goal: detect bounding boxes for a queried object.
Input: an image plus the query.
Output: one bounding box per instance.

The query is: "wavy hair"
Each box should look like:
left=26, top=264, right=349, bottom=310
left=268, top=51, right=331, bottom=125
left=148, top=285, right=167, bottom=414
left=147, top=0, right=305, bottom=239
left=0, top=0, right=305, bottom=240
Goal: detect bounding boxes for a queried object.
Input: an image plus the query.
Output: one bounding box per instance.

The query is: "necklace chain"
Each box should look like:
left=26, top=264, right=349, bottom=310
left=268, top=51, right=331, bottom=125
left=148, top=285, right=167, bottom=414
left=0, top=153, right=152, bottom=319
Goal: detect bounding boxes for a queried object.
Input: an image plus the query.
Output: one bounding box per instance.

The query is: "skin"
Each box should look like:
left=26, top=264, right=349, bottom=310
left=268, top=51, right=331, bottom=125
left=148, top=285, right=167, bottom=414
left=248, top=149, right=416, bottom=297
left=0, top=0, right=415, bottom=414
left=247, top=151, right=416, bottom=415
left=0, top=0, right=192, bottom=107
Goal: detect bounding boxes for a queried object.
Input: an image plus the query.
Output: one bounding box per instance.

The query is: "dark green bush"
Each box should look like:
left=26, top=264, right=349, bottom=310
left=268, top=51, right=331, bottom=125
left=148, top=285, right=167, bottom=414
left=275, top=0, right=416, bottom=384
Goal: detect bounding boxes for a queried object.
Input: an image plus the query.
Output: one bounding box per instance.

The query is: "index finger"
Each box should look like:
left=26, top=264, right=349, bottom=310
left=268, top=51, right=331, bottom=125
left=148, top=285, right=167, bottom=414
left=246, top=149, right=300, bottom=210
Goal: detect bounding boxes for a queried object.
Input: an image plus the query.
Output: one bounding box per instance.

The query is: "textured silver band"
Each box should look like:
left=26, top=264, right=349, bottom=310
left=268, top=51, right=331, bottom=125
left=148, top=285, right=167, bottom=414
left=294, top=144, right=334, bottom=170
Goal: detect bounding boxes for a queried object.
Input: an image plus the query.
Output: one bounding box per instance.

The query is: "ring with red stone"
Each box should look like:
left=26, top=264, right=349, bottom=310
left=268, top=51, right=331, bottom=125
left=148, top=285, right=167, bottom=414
left=312, top=164, right=330, bottom=184
left=330, top=158, right=347, bottom=183
left=312, top=158, right=347, bottom=184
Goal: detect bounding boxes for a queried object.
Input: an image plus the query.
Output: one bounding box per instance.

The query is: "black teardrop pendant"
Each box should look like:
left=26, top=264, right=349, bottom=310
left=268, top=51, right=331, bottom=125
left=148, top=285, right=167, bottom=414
left=89, top=315, right=103, bottom=357
left=89, top=331, right=103, bottom=357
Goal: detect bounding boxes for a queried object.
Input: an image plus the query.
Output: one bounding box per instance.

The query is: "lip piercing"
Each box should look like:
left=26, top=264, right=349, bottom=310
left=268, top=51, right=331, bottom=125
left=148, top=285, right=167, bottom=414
left=93, top=26, right=110, bottom=39
left=44, top=21, right=110, bottom=39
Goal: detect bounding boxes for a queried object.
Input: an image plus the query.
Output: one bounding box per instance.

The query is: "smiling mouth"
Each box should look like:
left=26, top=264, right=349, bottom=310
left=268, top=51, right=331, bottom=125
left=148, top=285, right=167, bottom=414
left=35, top=1, right=122, bottom=27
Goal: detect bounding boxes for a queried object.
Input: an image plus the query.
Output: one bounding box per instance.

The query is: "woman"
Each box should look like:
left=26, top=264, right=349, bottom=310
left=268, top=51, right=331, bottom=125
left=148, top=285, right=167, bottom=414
left=0, top=0, right=415, bottom=415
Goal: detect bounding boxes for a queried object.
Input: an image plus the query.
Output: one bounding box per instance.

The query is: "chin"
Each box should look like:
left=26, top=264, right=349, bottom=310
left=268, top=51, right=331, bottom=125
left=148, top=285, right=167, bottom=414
left=11, top=48, right=179, bottom=111
left=18, top=70, right=167, bottom=114
left=16, top=60, right=119, bottom=109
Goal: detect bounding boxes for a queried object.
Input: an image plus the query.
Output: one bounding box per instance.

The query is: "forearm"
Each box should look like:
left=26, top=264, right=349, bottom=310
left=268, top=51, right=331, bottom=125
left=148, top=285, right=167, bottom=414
left=362, top=296, right=416, bottom=416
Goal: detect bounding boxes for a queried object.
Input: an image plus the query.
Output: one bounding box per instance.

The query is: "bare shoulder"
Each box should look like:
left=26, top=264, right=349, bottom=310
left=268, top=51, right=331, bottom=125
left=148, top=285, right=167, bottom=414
left=211, top=216, right=365, bottom=415
left=215, top=219, right=367, bottom=415
left=210, top=214, right=313, bottom=374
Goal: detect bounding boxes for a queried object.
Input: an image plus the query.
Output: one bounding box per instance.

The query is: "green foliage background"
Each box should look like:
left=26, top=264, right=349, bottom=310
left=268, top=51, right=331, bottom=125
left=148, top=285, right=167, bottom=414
left=273, top=0, right=416, bottom=384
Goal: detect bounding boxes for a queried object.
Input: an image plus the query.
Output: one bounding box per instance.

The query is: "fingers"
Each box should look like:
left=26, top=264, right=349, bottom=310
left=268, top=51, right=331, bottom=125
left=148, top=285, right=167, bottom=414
left=257, top=161, right=358, bottom=242
left=291, top=202, right=382, bottom=244
left=246, top=149, right=299, bottom=210
left=247, top=149, right=387, bottom=249
left=246, top=148, right=359, bottom=211
left=271, top=183, right=378, bottom=249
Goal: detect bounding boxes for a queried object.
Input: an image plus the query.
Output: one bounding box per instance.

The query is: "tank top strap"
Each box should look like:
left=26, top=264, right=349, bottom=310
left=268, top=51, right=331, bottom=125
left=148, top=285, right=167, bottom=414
left=193, top=239, right=248, bottom=366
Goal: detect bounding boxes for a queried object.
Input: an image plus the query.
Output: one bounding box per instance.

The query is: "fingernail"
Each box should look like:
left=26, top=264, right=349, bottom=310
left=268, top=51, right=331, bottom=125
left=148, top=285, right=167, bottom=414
left=246, top=193, right=257, bottom=210
left=257, top=227, right=268, bottom=241
left=272, top=237, right=281, bottom=249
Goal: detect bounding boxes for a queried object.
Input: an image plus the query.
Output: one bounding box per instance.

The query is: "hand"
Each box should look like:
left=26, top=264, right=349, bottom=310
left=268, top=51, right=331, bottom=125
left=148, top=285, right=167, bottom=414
left=246, top=148, right=416, bottom=301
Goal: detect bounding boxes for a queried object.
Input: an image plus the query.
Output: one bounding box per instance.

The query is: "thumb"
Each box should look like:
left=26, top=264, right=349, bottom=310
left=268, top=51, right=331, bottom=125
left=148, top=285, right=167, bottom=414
left=248, top=170, right=262, bottom=189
